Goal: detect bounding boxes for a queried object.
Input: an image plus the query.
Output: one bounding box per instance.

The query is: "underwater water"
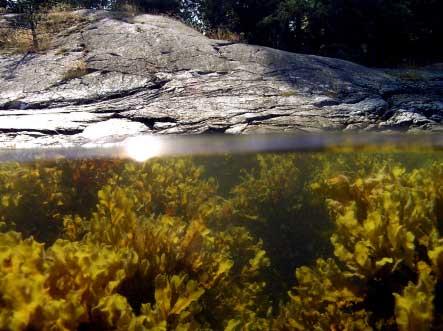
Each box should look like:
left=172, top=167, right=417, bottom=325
left=2, top=135, right=443, bottom=330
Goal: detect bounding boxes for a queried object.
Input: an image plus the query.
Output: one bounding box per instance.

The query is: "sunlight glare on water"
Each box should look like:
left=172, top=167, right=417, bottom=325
left=124, top=136, right=164, bottom=162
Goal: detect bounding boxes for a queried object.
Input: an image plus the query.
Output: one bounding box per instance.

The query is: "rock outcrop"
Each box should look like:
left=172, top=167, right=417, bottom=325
left=1, top=11, right=442, bottom=147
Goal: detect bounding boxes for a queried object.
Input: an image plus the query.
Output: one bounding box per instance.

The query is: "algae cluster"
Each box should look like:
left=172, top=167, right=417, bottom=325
left=1, top=150, right=443, bottom=330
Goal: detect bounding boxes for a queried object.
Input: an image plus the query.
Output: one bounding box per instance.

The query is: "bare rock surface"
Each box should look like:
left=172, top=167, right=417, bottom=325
left=1, top=11, right=442, bottom=147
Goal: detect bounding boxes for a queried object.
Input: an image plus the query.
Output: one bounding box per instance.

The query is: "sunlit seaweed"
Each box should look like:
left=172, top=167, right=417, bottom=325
left=230, top=154, right=332, bottom=299
left=64, top=158, right=270, bottom=329
left=2, top=152, right=443, bottom=330
left=0, top=231, right=137, bottom=330
left=0, top=159, right=120, bottom=242
left=306, top=159, right=443, bottom=330
left=274, top=258, right=371, bottom=330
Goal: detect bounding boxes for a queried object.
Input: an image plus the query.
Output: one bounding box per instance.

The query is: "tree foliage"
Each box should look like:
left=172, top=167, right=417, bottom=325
left=2, top=0, right=442, bottom=65
left=194, top=0, right=442, bottom=65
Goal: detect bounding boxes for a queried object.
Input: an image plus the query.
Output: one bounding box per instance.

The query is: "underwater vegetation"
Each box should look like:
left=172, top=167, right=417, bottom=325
left=230, top=154, right=332, bottom=300
left=0, top=159, right=122, bottom=242
left=2, top=151, right=443, bottom=330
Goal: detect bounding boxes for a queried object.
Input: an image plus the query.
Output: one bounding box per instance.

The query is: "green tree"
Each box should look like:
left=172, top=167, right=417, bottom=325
left=196, top=0, right=442, bottom=66
left=198, top=0, right=281, bottom=40
left=6, top=0, right=55, bottom=50
left=110, top=0, right=181, bottom=13
left=65, top=0, right=109, bottom=8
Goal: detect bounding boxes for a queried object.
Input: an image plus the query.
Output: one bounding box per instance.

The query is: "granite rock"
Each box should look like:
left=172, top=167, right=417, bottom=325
left=1, top=11, right=442, bottom=147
